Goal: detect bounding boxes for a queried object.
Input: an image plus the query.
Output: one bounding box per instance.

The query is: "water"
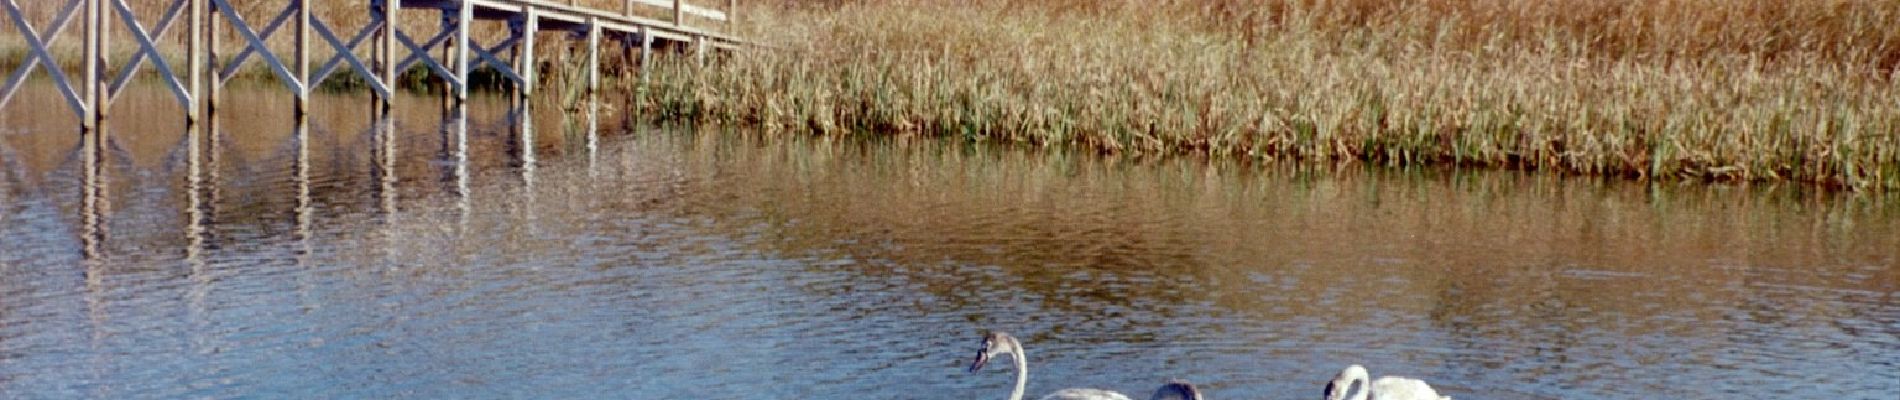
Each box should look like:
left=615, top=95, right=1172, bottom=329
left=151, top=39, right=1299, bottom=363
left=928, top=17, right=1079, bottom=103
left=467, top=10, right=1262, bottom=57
left=2, top=86, right=1898, bottom=399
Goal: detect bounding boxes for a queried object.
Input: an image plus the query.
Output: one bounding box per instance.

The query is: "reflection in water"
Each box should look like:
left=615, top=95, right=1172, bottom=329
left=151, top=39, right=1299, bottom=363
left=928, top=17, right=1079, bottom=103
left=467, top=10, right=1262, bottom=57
left=0, top=87, right=1896, bottom=399
left=450, top=106, right=471, bottom=229
left=373, top=115, right=398, bottom=218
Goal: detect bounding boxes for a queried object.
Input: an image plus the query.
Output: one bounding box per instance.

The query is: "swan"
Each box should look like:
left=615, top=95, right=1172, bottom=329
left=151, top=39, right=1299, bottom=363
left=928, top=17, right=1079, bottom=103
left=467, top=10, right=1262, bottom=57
left=1323, top=364, right=1449, bottom=400
left=967, top=331, right=1205, bottom=400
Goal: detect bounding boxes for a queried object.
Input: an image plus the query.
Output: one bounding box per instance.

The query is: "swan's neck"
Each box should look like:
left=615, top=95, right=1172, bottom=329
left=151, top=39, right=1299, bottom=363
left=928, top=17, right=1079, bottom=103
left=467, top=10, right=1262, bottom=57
left=1008, top=339, right=1028, bottom=400
left=1348, top=375, right=1370, bottom=400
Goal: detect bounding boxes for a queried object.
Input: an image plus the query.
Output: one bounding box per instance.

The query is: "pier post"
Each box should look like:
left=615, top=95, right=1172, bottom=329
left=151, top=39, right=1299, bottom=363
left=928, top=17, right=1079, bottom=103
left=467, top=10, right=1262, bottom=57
left=586, top=16, right=599, bottom=116
left=672, top=0, right=683, bottom=27
left=82, top=0, right=100, bottom=130
left=205, top=0, right=219, bottom=119
left=188, top=0, right=204, bottom=124
left=728, top=0, right=735, bottom=33
left=638, top=25, right=651, bottom=87
left=296, top=0, right=310, bottom=116
left=520, top=7, right=537, bottom=101
left=695, top=35, right=706, bottom=67
left=454, top=0, right=472, bottom=103
left=379, top=0, right=399, bottom=111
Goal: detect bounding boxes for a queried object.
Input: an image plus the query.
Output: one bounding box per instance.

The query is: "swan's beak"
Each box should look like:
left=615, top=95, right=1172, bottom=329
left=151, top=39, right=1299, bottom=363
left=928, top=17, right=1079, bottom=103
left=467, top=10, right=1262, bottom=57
left=967, top=350, right=990, bottom=373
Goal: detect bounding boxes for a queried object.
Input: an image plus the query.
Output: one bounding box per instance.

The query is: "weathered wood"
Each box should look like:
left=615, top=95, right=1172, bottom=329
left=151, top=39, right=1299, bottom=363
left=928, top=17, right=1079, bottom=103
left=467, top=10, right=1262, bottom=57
left=310, top=15, right=393, bottom=99
left=380, top=0, right=399, bottom=108
left=395, top=29, right=457, bottom=84
left=521, top=7, right=537, bottom=97
left=586, top=16, right=599, bottom=109
left=84, top=0, right=101, bottom=129
left=454, top=0, right=472, bottom=102
left=205, top=0, right=219, bottom=116
left=215, top=3, right=291, bottom=84
left=1, top=0, right=744, bottom=123
left=671, top=0, right=682, bottom=27
left=209, top=0, right=304, bottom=94
left=1, top=0, right=87, bottom=118
left=107, top=0, right=192, bottom=111
left=638, top=24, right=651, bottom=86
left=188, top=0, right=202, bottom=122
left=296, top=0, right=311, bottom=113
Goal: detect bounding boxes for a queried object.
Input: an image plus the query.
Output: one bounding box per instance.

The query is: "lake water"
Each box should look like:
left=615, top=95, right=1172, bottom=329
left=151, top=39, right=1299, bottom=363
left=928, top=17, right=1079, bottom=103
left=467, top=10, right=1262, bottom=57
left=2, top=86, right=1897, bottom=399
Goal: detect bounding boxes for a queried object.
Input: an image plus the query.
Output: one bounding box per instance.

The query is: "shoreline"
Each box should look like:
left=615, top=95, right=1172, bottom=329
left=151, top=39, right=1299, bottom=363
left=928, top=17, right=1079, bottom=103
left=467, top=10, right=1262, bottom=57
left=7, top=0, right=1899, bottom=190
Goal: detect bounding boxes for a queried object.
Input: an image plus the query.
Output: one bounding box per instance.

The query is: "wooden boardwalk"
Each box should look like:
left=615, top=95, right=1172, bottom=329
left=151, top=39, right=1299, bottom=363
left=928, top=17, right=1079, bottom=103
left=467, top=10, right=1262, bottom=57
left=2, top=0, right=742, bottom=131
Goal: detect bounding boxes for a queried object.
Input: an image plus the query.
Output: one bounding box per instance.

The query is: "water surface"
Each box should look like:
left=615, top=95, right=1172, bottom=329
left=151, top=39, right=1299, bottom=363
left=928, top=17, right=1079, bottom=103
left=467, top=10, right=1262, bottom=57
left=2, top=86, right=1897, bottom=399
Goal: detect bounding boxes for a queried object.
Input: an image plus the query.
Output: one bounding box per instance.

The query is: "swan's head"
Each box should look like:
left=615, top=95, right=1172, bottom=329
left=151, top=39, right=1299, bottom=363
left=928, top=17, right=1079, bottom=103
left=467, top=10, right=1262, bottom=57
left=1324, top=364, right=1371, bottom=400
left=1150, top=379, right=1204, bottom=400
left=968, top=331, right=1019, bottom=373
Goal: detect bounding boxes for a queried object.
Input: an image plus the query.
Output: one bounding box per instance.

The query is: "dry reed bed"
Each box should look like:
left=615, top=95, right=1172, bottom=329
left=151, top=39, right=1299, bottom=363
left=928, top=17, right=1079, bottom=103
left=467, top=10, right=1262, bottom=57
left=637, top=0, right=1900, bottom=190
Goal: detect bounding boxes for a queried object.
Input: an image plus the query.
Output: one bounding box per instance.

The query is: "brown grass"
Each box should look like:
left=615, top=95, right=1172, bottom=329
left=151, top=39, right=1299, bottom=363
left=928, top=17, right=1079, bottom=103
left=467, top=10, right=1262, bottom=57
left=7, top=0, right=1897, bottom=189
left=633, top=0, right=1900, bottom=190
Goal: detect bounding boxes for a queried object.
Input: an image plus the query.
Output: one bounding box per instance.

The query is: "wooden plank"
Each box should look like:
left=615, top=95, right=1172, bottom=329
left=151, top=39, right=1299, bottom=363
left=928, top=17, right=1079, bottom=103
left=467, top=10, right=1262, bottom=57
left=106, top=0, right=193, bottom=111
left=209, top=0, right=305, bottom=95
left=188, top=0, right=202, bottom=122
left=206, top=0, right=220, bottom=115
left=311, top=17, right=378, bottom=89
left=84, top=0, right=100, bottom=128
left=380, top=0, right=398, bottom=106
left=638, top=24, right=650, bottom=86
left=0, top=0, right=81, bottom=109
left=215, top=4, right=292, bottom=84
left=454, top=0, right=472, bottom=101
left=520, top=6, right=535, bottom=97
left=297, top=0, right=311, bottom=105
left=470, top=36, right=523, bottom=86
left=309, top=16, right=392, bottom=99
left=468, top=0, right=738, bottom=42
left=1, top=0, right=87, bottom=118
left=586, top=16, right=598, bottom=102
left=394, top=29, right=457, bottom=84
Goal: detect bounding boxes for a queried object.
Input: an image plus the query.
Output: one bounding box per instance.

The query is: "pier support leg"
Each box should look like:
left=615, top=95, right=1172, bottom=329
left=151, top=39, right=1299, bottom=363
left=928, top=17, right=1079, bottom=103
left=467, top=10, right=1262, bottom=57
left=519, top=8, right=537, bottom=107
left=378, top=0, right=399, bottom=112
left=637, top=26, right=651, bottom=88
left=454, top=0, right=471, bottom=104
left=585, top=17, right=599, bottom=152
left=586, top=18, right=599, bottom=115
left=295, top=0, right=309, bottom=116
left=205, top=0, right=220, bottom=122
left=83, top=0, right=100, bottom=131
left=188, top=0, right=204, bottom=124
left=695, top=35, right=707, bottom=67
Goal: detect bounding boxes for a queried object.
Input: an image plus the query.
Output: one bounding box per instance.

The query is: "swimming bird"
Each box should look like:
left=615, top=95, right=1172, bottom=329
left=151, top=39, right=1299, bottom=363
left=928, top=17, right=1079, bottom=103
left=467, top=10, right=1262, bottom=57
left=1322, top=364, right=1449, bottom=400
left=968, top=331, right=1205, bottom=400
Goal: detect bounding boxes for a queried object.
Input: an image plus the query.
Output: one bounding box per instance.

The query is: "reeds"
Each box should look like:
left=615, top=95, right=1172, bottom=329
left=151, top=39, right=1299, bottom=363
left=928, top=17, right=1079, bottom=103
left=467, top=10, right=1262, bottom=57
left=633, top=0, right=1900, bottom=190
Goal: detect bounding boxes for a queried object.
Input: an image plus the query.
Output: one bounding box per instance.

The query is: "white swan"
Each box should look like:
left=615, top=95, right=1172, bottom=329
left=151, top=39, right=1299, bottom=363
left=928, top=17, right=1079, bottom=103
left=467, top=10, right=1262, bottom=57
left=1323, top=364, right=1449, bottom=400
left=968, top=332, right=1204, bottom=400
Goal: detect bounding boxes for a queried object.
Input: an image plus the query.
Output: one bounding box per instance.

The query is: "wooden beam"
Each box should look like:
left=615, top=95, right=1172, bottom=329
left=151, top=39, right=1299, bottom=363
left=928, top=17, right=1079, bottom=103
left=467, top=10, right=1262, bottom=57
left=520, top=6, right=536, bottom=97
left=586, top=16, right=599, bottom=108
left=106, top=0, right=192, bottom=111
left=380, top=0, right=398, bottom=109
left=454, top=0, right=472, bottom=102
left=1, top=0, right=88, bottom=119
left=671, top=0, right=682, bottom=27
left=296, top=0, right=310, bottom=114
left=1, top=0, right=82, bottom=113
left=188, top=0, right=202, bottom=123
left=84, top=0, right=101, bottom=129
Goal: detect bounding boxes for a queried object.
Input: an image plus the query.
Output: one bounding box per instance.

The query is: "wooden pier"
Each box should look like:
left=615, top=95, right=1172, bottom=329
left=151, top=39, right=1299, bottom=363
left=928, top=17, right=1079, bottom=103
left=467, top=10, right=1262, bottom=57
left=2, top=0, right=741, bottom=130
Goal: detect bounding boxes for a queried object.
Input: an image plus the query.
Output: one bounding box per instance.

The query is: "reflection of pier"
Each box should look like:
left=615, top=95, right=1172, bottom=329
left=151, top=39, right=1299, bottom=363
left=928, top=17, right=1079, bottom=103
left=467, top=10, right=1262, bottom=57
left=2, top=0, right=741, bottom=130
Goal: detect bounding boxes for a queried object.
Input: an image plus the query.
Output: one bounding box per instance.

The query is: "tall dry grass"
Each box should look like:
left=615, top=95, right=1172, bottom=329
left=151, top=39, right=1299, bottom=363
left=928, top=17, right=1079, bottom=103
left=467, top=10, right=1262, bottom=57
left=636, top=0, right=1900, bottom=190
